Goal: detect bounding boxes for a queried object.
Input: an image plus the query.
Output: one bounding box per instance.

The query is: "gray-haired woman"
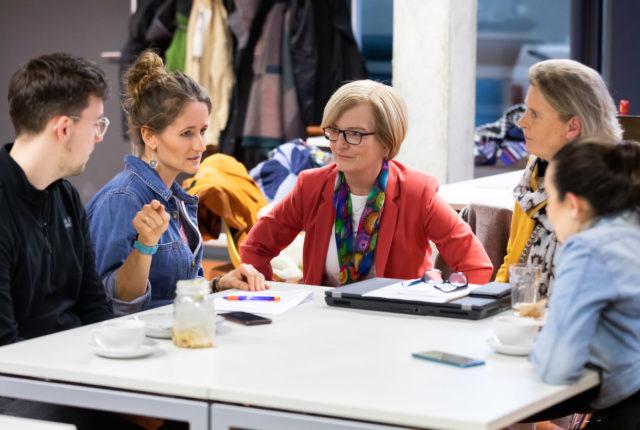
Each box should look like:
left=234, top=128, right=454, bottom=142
left=495, top=59, right=622, bottom=296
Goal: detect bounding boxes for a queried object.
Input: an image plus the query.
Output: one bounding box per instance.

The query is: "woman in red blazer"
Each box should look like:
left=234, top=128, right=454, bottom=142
left=241, top=80, right=493, bottom=286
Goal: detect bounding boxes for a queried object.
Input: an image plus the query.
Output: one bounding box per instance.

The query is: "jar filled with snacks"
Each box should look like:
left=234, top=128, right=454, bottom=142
left=173, top=279, right=215, bottom=348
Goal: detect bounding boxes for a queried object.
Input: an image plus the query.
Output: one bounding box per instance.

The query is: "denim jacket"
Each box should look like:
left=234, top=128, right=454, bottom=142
left=530, top=211, right=640, bottom=409
left=87, top=156, right=203, bottom=315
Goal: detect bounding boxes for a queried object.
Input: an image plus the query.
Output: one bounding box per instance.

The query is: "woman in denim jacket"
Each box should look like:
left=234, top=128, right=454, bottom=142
left=87, top=51, right=265, bottom=315
left=528, top=139, right=640, bottom=428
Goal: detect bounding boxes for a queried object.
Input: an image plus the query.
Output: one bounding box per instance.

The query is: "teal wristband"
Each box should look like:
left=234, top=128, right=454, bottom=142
left=133, top=240, right=158, bottom=255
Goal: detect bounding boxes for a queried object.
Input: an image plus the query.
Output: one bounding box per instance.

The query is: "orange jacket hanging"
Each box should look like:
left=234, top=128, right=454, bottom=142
left=183, top=154, right=267, bottom=245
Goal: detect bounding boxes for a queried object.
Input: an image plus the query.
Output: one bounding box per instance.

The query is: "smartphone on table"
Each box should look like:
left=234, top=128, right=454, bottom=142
left=412, top=350, right=485, bottom=368
left=220, top=311, right=272, bottom=326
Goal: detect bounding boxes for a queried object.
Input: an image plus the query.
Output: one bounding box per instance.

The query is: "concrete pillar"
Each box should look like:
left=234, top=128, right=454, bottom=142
left=393, top=0, right=477, bottom=184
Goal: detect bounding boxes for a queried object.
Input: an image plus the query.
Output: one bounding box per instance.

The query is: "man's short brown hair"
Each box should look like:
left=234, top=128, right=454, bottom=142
left=8, top=53, right=108, bottom=137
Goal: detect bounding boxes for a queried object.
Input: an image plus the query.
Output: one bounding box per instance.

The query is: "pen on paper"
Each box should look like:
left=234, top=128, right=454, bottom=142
left=402, top=279, right=423, bottom=287
left=223, top=296, right=281, bottom=301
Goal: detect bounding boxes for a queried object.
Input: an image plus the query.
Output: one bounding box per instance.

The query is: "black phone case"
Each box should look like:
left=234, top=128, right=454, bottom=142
left=220, top=312, right=272, bottom=326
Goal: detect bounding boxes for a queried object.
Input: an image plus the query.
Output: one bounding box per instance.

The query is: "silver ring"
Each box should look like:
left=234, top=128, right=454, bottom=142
left=144, top=216, right=150, bottom=224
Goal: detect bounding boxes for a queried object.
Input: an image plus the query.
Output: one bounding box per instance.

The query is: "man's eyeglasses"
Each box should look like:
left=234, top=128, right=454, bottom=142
left=402, top=269, right=468, bottom=293
left=70, top=116, right=110, bottom=139
left=322, top=126, right=374, bottom=145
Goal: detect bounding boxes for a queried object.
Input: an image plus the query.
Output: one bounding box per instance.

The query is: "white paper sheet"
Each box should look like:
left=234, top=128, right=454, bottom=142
left=362, top=281, right=482, bottom=303
left=215, top=290, right=313, bottom=315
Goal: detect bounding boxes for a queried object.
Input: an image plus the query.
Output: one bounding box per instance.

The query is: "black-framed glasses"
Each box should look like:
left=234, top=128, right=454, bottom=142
left=402, top=269, right=468, bottom=293
left=70, top=115, right=110, bottom=139
left=322, top=126, right=374, bottom=145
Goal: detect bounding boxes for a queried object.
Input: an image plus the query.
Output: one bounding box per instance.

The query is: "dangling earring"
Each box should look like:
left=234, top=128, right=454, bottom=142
left=149, top=149, right=158, bottom=169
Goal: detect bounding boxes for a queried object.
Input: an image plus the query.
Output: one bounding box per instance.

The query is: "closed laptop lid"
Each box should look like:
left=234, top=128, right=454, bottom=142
left=325, top=278, right=401, bottom=298
left=325, top=278, right=511, bottom=320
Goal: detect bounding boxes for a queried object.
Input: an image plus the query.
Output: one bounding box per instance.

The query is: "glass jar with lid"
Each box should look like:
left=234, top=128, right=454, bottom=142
left=172, top=278, right=215, bottom=348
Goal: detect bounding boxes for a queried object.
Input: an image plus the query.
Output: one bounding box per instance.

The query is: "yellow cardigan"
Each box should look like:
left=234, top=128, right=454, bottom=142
left=495, top=161, right=547, bottom=282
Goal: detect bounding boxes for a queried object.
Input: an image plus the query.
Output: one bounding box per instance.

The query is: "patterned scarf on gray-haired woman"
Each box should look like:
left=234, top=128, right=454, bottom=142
left=513, top=157, right=558, bottom=297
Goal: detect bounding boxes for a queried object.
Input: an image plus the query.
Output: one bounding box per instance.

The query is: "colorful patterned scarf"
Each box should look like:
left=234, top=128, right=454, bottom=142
left=513, top=156, right=558, bottom=296
left=334, top=161, right=389, bottom=285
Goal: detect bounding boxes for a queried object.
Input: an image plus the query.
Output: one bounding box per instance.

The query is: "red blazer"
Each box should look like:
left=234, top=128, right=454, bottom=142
left=241, top=161, right=493, bottom=285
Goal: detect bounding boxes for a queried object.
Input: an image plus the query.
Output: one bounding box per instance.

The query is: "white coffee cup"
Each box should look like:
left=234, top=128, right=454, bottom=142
left=91, top=319, right=146, bottom=350
left=493, top=315, right=541, bottom=346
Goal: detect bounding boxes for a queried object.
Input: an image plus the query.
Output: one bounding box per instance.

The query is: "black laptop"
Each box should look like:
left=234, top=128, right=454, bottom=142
left=324, top=278, right=511, bottom=320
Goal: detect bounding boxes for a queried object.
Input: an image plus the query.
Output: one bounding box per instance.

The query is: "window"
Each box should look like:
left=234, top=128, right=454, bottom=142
left=476, top=0, right=571, bottom=125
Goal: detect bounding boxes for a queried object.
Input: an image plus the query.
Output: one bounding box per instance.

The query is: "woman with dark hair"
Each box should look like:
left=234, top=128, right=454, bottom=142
left=87, top=51, right=265, bottom=315
left=529, top=139, right=640, bottom=428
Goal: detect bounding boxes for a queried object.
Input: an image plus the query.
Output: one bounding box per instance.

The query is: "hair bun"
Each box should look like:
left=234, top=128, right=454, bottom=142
left=125, top=51, right=167, bottom=102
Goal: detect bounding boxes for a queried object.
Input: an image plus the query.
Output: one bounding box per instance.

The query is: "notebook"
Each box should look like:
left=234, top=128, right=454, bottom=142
left=324, top=278, right=511, bottom=320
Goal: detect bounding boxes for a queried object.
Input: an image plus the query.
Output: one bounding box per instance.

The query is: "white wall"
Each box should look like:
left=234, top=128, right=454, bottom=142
left=393, top=0, right=477, bottom=184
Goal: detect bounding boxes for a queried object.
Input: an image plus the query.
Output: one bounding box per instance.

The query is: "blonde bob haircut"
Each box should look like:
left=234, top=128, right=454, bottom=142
left=321, top=80, right=408, bottom=160
left=529, top=59, right=622, bottom=141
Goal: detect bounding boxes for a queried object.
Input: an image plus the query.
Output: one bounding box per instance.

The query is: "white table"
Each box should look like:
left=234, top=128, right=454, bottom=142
left=439, top=170, right=523, bottom=211
left=203, top=236, right=229, bottom=260
left=0, top=415, right=76, bottom=429
left=0, top=283, right=598, bottom=430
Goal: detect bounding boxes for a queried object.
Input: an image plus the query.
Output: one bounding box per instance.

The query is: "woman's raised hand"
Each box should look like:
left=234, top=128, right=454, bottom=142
left=132, top=199, right=170, bottom=247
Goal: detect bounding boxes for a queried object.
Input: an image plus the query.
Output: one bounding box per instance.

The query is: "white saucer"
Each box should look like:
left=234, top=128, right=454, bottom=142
left=90, top=338, right=158, bottom=359
left=487, top=336, right=532, bottom=356
left=138, top=313, right=173, bottom=339
left=138, top=313, right=225, bottom=339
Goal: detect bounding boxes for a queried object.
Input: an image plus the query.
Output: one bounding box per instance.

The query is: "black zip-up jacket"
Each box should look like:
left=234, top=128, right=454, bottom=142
left=0, top=144, right=112, bottom=345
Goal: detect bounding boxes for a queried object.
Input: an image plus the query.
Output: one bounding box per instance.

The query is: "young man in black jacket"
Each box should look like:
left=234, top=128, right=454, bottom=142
left=0, top=53, right=113, bottom=345
left=0, top=53, right=146, bottom=430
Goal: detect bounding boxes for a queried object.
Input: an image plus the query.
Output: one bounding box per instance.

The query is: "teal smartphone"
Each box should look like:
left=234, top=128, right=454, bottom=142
left=412, top=350, right=485, bottom=368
